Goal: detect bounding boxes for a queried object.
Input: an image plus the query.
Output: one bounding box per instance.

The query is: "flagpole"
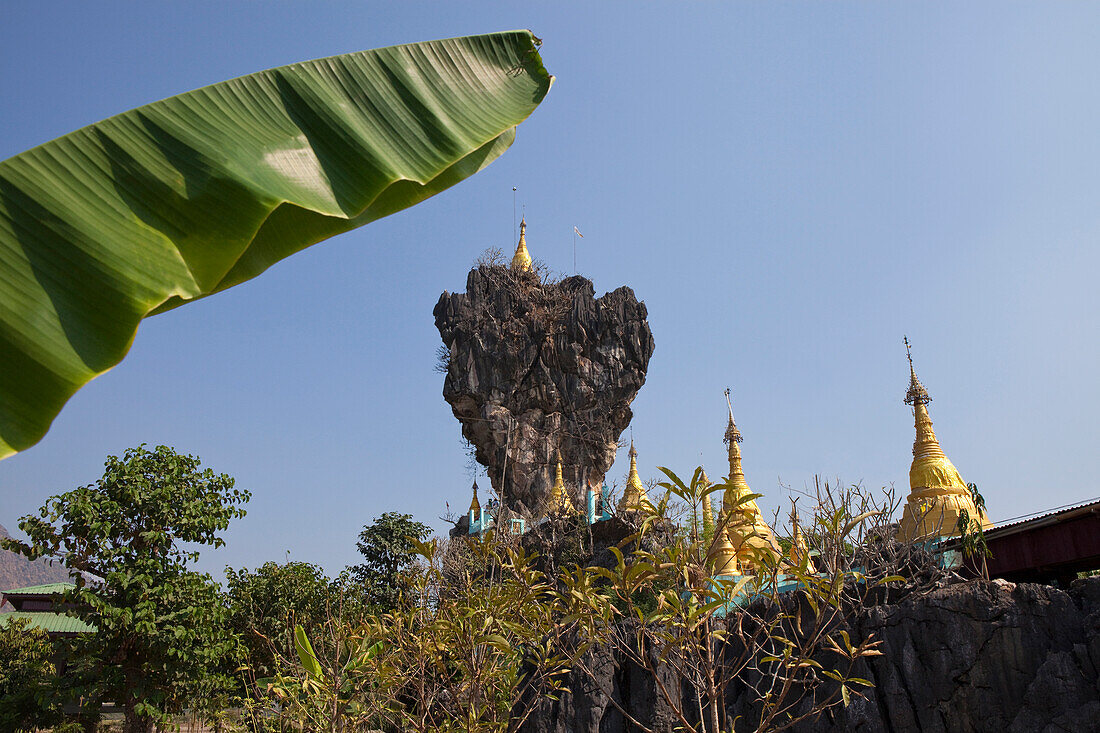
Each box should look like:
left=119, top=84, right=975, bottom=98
left=573, top=228, right=577, bottom=275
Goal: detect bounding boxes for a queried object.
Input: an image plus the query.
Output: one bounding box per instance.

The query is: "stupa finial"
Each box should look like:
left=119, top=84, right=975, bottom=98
left=724, top=387, right=742, bottom=445
left=903, top=336, right=931, bottom=407
left=511, top=217, right=532, bottom=271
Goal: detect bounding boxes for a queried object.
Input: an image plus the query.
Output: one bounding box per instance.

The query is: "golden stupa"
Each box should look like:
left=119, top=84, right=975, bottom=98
left=707, top=510, right=741, bottom=577
left=787, top=503, right=809, bottom=568
left=700, top=468, right=715, bottom=537
left=511, top=217, right=532, bottom=271
left=469, top=480, right=481, bottom=521
left=722, top=389, right=780, bottom=565
left=897, top=339, right=992, bottom=542
left=618, top=439, right=650, bottom=512
left=547, top=452, right=576, bottom=515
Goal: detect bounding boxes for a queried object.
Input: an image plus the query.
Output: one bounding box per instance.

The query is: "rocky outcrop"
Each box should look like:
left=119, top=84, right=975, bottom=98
left=825, top=577, right=1100, bottom=733
left=521, top=578, right=1100, bottom=733
left=435, top=266, right=653, bottom=514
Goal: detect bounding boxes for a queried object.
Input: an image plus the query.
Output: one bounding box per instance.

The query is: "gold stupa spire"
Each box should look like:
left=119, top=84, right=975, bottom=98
left=787, top=502, right=809, bottom=568
left=548, top=451, right=575, bottom=514
left=700, top=468, right=715, bottom=537
left=511, top=217, right=532, bottom=272
left=721, top=389, right=780, bottom=564
left=897, top=338, right=992, bottom=542
left=618, top=439, right=649, bottom=512
left=469, top=480, right=481, bottom=519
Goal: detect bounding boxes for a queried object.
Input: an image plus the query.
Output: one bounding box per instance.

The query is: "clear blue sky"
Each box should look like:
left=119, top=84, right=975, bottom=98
left=2, top=3, right=1098, bottom=579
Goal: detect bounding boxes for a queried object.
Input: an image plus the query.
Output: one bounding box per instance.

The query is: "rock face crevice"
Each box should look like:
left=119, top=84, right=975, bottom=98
left=520, top=578, right=1100, bottom=733
left=435, top=266, right=654, bottom=513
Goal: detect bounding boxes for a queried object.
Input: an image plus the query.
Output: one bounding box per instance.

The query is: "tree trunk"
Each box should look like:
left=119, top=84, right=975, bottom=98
left=123, top=703, right=154, bottom=733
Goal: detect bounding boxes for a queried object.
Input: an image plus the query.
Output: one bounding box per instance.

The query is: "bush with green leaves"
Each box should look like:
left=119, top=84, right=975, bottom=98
left=226, top=560, right=367, bottom=684
left=0, top=617, right=63, bottom=732
left=255, top=534, right=583, bottom=733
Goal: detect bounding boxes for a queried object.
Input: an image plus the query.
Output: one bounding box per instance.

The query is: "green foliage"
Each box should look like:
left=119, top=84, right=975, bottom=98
left=957, top=483, right=992, bottom=579
left=226, top=560, right=363, bottom=680
left=0, top=31, right=552, bottom=460
left=0, top=617, right=63, bottom=732
left=2, top=445, right=249, bottom=732
left=350, top=511, right=432, bottom=610
left=559, top=468, right=896, bottom=733
left=257, top=535, right=580, bottom=732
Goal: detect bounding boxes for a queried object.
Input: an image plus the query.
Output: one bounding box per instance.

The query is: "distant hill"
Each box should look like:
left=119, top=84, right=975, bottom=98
left=0, top=523, right=74, bottom=608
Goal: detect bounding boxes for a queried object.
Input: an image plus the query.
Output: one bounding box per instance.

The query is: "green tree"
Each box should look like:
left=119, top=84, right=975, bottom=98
left=0, top=617, right=63, bottom=732
left=350, top=512, right=431, bottom=610
left=226, top=560, right=355, bottom=679
left=2, top=445, right=250, bottom=733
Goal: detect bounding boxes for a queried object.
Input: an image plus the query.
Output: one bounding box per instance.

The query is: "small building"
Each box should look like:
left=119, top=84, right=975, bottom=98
left=0, top=583, right=94, bottom=639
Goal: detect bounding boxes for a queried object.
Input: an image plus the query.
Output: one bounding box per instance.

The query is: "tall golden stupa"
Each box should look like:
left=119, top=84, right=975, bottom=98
left=618, top=439, right=649, bottom=512
left=721, top=389, right=780, bottom=564
left=511, top=217, right=532, bottom=271
left=897, top=338, right=992, bottom=542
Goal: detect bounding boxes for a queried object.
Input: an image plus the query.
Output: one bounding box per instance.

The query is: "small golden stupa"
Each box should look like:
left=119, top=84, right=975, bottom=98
left=897, top=338, right=992, bottom=542
left=707, top=510, right=741, bottom=577
left=721, top=389, right=780, bottom=565
left=469, top=480, right=481, bottom=521
left=547, top=451, right=576, bottom=514
left=618, top=439, right=649, bottom=512
left=700, top=468, right=715, bottom=537
left=787, top=503, right=809, bottom=568
left=511, top=217, right=532, bottom=271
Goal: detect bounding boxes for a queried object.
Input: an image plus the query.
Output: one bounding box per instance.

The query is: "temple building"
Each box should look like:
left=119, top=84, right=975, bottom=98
left=897, top=340, right=993, bottom=542
left=721, top=390, right=781, bottom=566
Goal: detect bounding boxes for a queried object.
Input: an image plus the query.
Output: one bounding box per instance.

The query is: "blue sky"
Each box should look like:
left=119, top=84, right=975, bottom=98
left=2, top=3, right=1098, bottom=579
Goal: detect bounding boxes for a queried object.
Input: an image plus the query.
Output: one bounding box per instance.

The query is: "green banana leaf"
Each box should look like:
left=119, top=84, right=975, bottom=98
left=294, top=624, right=324, bottom=681
left=0, top=31, right=551, bottom=459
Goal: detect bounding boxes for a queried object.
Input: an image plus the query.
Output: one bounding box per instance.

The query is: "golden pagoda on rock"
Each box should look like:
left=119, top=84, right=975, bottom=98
left=547, top=452, right=576, bottom=515
left=897, top=338, right=992, bottom=542
left=511, top=217, right=532, bottom=271
left=721, top=389, right=780, bottom=565
left=618, top=439, right=650, bottom=512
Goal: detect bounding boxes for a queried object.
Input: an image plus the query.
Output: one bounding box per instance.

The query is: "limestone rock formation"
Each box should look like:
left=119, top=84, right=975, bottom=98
left=435, top=265, right=654, bottom=514
left=520, top=577, right=1100, bottom=733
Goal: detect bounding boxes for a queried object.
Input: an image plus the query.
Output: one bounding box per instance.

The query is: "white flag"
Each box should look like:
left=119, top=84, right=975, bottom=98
left=573, top=226, right=584, bottom=238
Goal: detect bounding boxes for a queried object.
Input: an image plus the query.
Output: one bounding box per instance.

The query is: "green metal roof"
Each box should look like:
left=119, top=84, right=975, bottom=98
left=0, top=611, right=94, bottom=634
left=2, top=582, right=76, bottom=596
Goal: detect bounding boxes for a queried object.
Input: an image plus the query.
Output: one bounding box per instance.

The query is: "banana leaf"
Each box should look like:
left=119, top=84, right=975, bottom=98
left=0, top=31, right=551, bottom=459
